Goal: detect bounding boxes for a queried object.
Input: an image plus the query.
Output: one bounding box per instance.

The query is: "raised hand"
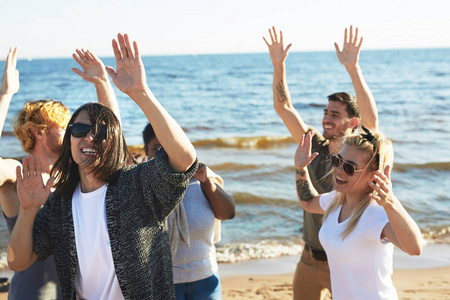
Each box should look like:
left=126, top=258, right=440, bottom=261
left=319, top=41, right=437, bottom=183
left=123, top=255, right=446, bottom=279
left=0, top=47, right=20, bottom=96
left=334, top=26, right=363, bottom=69
left=294, top=131, right=318, bottom=170
left=15, top=156, right=54, bottom=212
left=369, top=165, right=397, bottom=208
left=72, top=49, right=108, bottom=84
left=106, top=33, right=148, bottom=95
left=263, top=26, right=292, bottom=65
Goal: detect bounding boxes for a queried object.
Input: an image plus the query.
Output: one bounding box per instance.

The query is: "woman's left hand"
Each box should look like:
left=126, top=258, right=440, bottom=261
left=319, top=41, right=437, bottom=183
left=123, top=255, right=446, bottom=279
left=369, top=165, right=397, bottom=208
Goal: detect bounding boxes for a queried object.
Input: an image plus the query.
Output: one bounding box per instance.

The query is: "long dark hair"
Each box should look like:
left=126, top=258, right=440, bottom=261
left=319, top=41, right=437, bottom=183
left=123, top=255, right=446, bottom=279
left=51, top=103, right=132, bottom=198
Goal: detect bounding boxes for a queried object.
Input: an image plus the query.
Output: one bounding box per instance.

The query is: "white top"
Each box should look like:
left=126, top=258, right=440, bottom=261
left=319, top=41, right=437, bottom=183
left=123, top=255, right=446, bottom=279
left=318, top=191, right=397, bottom=300
left=72, top=183, right=124, bottom=300
left=171, top=178, right=218, bottom=283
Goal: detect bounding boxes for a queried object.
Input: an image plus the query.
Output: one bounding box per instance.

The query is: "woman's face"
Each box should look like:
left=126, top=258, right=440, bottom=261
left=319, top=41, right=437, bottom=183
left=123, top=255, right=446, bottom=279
left=70, top=110, right=107, bottom=172
left=333, top=144, right=375, bottom=195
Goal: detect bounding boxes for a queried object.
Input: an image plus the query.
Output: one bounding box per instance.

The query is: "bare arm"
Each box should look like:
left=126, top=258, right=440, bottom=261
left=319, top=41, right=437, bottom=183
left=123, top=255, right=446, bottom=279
left=106, top=34, right=196, bottom=172
left=263, top=27, right=308, bottom=143
left=195, top=163, right=235, bottom=220
left=8, top=156, right=54, bottom=271
left=294, top=131, right=323, bottom=214
left=72, top=49, right=121, bottom=122
left=370, top=167, right=422, bottom=255
left=0, top=47, right=19, bottom=138
left=0, top=47, right=22, bottom=216
left=335, top=26, right=378, bottom=130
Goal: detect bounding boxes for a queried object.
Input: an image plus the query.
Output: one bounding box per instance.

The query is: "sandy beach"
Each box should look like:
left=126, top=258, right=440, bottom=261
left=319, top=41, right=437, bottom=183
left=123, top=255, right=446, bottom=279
left=219, top=244, right=450, bottom=300
left=0, top=244, right=448, bottom=299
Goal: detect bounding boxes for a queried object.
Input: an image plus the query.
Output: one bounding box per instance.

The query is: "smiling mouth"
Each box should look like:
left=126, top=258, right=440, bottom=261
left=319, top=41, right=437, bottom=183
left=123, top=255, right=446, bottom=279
left=323, top=123, right=334, bottom=130
left=335, top=174, right=347, bottom=185
left=81, top=148, right=98, bottom=155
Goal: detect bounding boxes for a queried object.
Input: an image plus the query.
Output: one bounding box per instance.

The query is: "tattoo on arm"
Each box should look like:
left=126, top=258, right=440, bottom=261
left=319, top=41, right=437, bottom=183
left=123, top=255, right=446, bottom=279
left=295, top=169, right=305, bottom=176
left=296, top=179, right=316, bottom=202
left=276, top=80, right=288, bottom=103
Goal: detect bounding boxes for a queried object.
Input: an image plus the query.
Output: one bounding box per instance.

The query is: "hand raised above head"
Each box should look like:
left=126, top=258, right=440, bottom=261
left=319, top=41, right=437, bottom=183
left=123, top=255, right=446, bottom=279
left=106, top=33, right=148, bottom=95
left=334, top=26, right=363, bottom=69
left=263, top=26, right=292, bottom=65
left=15, top=156, right=54, bottom=213
left=72, top=49, right=108, bottom=84
left=294, top=131, right=318, bottom=170
left=1, top=47, right=20, bottom=96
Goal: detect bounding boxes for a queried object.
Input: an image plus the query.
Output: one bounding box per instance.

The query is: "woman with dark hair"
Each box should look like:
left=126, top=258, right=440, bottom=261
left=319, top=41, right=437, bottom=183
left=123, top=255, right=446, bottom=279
left=294, top=129, right=422, bottom=300
left=7, top=33, right=197, bottom=300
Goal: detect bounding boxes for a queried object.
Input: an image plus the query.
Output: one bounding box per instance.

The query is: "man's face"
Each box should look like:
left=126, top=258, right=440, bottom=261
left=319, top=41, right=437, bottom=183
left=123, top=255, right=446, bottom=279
left=45, top=123, right=66, bottom=157
left=145, top=137, right=160, bottom=159
left=322, top=101, right=356, bottom=140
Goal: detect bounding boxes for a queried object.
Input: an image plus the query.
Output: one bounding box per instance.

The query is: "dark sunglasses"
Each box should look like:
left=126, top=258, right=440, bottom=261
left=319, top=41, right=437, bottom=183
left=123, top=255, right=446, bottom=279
left=329, top=154, right=363, bottom=176
left=69, top=123, right=107, bottom=140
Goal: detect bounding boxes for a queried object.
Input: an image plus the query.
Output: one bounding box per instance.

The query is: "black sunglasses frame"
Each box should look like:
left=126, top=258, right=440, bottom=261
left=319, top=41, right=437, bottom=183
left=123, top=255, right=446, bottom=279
left=329, top=154, right=363, bottom=177
left=69, top=123, right=107, bottom=140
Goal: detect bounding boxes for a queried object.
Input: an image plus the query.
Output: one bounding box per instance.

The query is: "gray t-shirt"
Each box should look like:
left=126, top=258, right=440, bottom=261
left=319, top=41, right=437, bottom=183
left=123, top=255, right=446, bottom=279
left=301, top=127, right=334, bottom=251
left=4, top=213, right=62, bottom=300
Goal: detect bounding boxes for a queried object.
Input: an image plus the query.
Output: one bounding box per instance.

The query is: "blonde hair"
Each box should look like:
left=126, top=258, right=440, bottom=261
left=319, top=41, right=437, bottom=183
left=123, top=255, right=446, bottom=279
left=323, top=130, right=394, bottom=240
left=12, top=100, right=71, bottom=153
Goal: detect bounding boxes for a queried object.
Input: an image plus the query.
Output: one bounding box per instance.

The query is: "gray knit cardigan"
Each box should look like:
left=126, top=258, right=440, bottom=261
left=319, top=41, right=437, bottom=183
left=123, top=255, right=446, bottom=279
left=32, top=148, right=197, bottom=300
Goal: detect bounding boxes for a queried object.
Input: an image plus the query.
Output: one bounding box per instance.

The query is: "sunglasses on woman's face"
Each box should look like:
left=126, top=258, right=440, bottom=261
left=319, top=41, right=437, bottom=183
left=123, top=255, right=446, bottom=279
left=329, top=154, right=363, bottom=176
left=69, top=123, right=107, bottom=140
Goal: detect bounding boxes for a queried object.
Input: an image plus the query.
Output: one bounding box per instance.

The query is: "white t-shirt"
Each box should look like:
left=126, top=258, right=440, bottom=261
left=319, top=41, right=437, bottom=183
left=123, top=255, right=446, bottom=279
left=171, top=178, right=218, bottom=283
left=318, top=191, right=398, bottom=300
left=72, top=183, right=124, bottom=300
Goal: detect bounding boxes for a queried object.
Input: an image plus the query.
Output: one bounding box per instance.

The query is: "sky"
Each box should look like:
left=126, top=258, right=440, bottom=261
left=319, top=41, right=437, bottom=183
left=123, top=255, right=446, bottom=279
left=0, top=0, right=449, bottom=59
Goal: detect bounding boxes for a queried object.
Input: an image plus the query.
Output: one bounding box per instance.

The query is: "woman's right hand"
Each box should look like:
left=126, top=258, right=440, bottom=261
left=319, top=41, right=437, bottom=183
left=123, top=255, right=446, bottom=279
left=294, top=131, right=318, bottom=170
left=15, top=156, right=54, bottom=213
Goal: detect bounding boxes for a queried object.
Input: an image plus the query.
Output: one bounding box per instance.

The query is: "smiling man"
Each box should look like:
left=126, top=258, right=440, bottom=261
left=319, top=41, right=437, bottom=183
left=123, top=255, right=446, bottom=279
left=263, top=26, right=379, bottom=300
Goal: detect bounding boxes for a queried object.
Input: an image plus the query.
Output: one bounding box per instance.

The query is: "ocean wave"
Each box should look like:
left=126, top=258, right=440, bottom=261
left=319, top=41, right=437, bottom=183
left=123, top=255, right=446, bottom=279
left=192, top=136, right=295, bottom=149
left=233, top=192, right=297, bottom=207
left=216, top=240, right=302, bottom=263
left=208, top=162, right=260, bottom=172
left=422, top=226, right=450, bottom=244
left=394, top=162, right=450, bottom=172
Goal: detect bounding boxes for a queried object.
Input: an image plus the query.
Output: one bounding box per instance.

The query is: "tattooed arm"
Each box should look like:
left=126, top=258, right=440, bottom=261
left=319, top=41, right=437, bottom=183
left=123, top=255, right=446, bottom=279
left=263, top=27, right=308, bottom=144
left=294, top=132, right=324, bottom=214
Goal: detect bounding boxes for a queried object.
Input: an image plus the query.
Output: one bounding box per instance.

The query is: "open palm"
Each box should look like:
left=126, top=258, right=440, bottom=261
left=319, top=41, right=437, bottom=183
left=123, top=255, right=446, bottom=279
left=106, top=33, right=148, bottom=95
left=263, top=26, right=292, bottom=65
left=334, top=26, right=363, bottom=69
left=72, top=49, right=108, bottom=84
left=16, top=156, right=54, bottom=211
left=295, top=131, right=318, bottom=170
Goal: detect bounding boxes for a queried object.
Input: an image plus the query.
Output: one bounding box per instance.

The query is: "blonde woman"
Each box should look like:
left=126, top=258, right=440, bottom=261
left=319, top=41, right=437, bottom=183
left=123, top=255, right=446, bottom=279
left=294, top=128, right=422, bottom=300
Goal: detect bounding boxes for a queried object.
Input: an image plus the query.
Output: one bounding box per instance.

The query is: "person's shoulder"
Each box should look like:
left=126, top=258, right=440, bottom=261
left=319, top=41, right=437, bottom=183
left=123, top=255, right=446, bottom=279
left=364, top=201, right=389, bottom=222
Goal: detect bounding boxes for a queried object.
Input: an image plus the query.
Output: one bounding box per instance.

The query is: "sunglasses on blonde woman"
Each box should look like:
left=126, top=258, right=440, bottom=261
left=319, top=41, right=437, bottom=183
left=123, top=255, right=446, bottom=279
left=329, top=154, right=364, bottom=176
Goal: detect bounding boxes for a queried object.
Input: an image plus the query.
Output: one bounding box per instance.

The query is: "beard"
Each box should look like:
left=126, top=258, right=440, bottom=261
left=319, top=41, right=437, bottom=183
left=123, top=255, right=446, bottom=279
left=46, top=132, right=63, bottom=157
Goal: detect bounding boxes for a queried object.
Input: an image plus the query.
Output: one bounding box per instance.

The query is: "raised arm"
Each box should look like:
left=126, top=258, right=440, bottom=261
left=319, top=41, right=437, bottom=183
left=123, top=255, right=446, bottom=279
left=294, top=131, right=323, bottom=214
left=0, top=47, right=22, bottom=215
left=106, top=33, right=196, bottom=172
left=335, top=26, right=378, bottom=130
left=195, top=163, right=235, bottom=220
left=8, top=156, right=54, bottom=271
left=370, top=167, right=422, bottom=256
left=263, top=27, right=308, bottom=143
left=0, top=47, right=20, bottom=137
left=72, top=49, right=121, bottom=122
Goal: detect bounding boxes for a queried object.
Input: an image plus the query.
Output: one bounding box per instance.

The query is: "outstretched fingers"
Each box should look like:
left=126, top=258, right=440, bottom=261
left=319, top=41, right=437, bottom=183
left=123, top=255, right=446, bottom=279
left=117, top=33, right=129, bottom=58
left=124, top=34, right=135, bottom=59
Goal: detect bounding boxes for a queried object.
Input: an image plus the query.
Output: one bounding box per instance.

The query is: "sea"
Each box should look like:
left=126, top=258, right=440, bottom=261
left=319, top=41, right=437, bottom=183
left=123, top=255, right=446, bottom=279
left=0, top=49, right=449, bottom=267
